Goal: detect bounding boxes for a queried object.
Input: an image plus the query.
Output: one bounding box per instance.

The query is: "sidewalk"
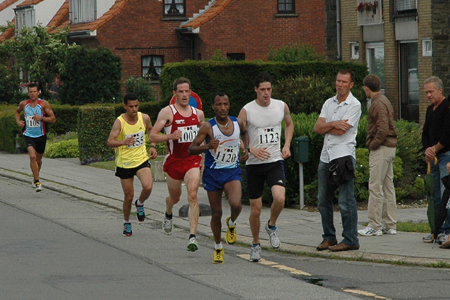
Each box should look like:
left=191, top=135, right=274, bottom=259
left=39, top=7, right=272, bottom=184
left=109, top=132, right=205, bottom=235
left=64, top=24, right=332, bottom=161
left=1, top=152, right=449, bottom=266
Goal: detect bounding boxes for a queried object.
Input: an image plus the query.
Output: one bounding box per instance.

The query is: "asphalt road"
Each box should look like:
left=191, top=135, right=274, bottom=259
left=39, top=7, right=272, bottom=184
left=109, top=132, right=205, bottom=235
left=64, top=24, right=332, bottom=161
left=0, top=176, right=360, bottom=300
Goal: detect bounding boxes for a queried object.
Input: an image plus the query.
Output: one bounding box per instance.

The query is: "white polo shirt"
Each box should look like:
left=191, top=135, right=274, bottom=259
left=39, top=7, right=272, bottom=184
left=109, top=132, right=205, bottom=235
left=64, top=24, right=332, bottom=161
left=319, top=92, right=361, bottom=163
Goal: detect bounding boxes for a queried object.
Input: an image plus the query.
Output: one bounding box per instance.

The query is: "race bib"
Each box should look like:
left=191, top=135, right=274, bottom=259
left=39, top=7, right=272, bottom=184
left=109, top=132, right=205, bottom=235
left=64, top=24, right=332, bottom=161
left=257, top=127, right=281, bottom=145
left=26, top=116, right=41, bottom=128
left=125, top=131, right=144, bottom=148
left=178, top=125, right=199, bottom=143
left=215, top=144, right=239, bottom=165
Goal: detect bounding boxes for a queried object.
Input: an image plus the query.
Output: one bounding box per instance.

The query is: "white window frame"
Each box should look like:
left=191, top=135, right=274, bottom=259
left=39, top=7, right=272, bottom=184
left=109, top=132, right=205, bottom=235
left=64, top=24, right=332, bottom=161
left=70, top=0, right=96, bottom=24
left=142, top=55, right=164, bottom=80
left=422, top=39, right=432, bottom=57
left=350, top=42, right=360, bottom=60
left=15, top=6, right=35, bottom=35
left=163, top=0, right=185, bottom=17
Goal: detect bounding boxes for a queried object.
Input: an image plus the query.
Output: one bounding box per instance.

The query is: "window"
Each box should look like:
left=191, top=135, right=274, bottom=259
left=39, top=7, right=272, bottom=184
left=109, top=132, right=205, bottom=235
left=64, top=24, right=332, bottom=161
left=350, top=43, right=359, bottom=60
left=396, top=0, right=417, bottom=13
left=70, top=0, right=96, bottom=24
left=15, top=7, right=35, bottom=35
left=164, top=0, right=185, bottom=17
left=142, top=56, right=164, bottom=80
left=399, top=42, right=419, bottom=122
left=422, top=39, right=432, bottom=57
left=366, top=43, right=385, bottom=92
left=227, top=53, right=245, bottom=61
left=278, top=0, right=295, bottom=14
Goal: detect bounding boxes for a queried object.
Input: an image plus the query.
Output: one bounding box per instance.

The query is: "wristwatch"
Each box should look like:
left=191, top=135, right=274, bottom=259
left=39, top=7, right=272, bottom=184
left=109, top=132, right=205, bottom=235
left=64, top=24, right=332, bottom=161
left=245, top=147, right=250, bottom=153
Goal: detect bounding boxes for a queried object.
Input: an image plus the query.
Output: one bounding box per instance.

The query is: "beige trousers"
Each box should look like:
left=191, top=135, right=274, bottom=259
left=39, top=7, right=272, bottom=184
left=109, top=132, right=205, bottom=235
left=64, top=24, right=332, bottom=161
left=368, top=145, right=397, bottom=230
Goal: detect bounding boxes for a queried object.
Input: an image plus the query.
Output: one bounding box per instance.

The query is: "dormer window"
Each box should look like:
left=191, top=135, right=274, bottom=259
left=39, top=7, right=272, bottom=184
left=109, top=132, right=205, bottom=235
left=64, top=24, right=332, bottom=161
left=15, top=6, right=35, bottom=35
left=164, top=0, right=185, bottom=17
left=70, top=0, right=96, bottom=24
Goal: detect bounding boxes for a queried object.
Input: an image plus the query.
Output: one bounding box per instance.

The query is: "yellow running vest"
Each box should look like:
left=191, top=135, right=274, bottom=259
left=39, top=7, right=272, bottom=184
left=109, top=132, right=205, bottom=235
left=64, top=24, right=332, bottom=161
left=115, top=112, right=149, bottom=168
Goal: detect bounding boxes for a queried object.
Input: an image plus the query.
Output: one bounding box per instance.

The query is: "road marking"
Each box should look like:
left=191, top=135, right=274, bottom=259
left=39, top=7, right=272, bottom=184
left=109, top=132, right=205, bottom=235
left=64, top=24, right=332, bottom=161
left=237, top=254, right=312, bottom=276
left=343, top=289, right=391, bottom=299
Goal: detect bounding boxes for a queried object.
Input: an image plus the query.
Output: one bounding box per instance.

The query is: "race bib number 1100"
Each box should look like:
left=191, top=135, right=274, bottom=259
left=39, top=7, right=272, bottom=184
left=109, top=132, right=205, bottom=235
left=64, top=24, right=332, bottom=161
left=178, top=125, right=199, bottom=143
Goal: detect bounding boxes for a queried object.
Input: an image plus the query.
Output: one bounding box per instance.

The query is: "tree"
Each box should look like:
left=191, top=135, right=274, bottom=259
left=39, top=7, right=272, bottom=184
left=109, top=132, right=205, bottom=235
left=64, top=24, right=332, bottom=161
left=0, top=24, right=77, bottom=100
left=60, top=46, right=122, bottom=105
left=267, top=42, right=323, bottom=62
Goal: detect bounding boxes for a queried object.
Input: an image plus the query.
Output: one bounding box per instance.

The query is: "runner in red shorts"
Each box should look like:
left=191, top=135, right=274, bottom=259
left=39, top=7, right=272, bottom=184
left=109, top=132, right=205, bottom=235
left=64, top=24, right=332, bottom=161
left=150, top=77, right=205, bottom=252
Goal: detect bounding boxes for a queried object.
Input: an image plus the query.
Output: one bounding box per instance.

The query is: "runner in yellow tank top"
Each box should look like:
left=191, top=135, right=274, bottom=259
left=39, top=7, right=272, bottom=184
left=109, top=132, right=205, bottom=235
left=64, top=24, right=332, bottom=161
left=107, top=93, right=158, bottom=236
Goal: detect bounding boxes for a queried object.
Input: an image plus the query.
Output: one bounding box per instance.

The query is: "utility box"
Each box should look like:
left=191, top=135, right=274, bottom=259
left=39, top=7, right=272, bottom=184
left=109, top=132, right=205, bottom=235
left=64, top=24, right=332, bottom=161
left=293, top=136, right=309, bottom=163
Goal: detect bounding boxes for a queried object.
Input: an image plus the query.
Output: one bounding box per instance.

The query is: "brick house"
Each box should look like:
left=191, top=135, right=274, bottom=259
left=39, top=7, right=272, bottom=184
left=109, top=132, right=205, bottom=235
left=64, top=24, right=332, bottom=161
left=338, top=0, right=450, bottom=126
left=1, top=0, right=335, bottom=92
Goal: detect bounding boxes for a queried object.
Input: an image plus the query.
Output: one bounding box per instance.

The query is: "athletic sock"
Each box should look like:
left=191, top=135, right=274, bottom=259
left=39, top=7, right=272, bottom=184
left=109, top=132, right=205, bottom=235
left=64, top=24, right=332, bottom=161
left=136, top=199, right=144, bottom=206
left=215, top=243, right=223, bottom=249
left=165, top=212, right=173, bottom=219
left=228, top=218, right=236, bottom=227
left=189, top=234, right=196, bottom=240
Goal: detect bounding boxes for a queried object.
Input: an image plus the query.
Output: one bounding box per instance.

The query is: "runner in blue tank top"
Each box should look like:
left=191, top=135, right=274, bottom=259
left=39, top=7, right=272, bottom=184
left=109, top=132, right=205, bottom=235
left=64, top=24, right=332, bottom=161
left=15, top=83, right=56, bottom=192
left=189, top=92, right=250, bottom=264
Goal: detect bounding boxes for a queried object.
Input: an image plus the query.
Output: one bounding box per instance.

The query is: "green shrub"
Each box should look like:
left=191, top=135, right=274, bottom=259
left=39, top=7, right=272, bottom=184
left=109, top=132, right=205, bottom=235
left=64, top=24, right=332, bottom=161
left=267, top=42, right=324, bottom=62
left=78, top=106, right=115, bottom=164
left=44, top=139, right=79, bottom=158
left=159, top=60, right=368, bottom=118
left=394, top=119, right=424, bottom=180
left=60, top=46, right=122, bottom=105
left=0, top=65, right=21, bottom=104
left=124, top=76, right=156, bottom=102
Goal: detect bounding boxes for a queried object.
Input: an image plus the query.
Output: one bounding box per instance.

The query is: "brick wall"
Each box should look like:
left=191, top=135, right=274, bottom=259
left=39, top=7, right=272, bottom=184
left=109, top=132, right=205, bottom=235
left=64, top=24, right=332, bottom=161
left=193, top=0, right=326, bottom=61
left=383, top=0, right=399, bottom=119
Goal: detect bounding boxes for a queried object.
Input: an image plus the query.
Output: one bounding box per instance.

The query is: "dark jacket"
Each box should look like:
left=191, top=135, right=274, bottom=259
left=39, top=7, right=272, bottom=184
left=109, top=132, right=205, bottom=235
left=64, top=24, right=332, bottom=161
left=422, top=97, right=450, bottom=154
left=328, top=155, right=355, bottom=189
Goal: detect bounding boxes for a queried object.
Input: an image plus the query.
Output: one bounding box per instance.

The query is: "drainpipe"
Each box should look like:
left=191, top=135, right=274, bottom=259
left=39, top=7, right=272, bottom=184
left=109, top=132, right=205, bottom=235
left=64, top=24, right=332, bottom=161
left=336, top=0, right=342, bottom=61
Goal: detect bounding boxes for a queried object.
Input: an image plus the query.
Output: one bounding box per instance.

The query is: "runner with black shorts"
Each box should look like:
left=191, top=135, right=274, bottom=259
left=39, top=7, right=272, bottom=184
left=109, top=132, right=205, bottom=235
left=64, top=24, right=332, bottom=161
left=238, top=73, right=294, bottom=262
left=15, top=83, right=56, bottom=192
left=107, top=93, right=158, bottom=236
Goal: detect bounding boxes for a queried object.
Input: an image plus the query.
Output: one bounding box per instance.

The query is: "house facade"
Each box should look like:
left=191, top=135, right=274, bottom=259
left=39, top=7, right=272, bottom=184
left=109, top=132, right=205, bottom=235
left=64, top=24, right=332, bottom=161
left=339, top=0, right=449, bottom=126
left=1, top=0, right=332, bottom=89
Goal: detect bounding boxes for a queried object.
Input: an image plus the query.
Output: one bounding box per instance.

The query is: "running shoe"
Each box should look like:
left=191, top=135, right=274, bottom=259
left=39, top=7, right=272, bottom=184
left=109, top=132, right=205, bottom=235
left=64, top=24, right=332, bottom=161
left=381, top=226, right=397, bottom=235
left=423, top=233, right=433, bottom=243
left=213, top=248, right=224, bottom=264
left=358, top=226, right=382, bottom=236
left=249, top=244, right=261, bottom=262
left=35, top=181, right=43, bottom=192
left=123, top=223, right=132, bottom=237
left=135, top=199, right=145, bottom=222
left=225, top=216, right=237, bottom=244
left=163, top=215, right=173, bottom=235
left=187, top=236, right=199, bottom=252
left=265, top=221, right=281, bottom=249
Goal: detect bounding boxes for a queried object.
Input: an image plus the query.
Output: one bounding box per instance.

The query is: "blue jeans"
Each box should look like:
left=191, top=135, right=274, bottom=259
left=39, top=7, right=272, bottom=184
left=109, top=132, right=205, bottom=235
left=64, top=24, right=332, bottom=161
left=430, top=151, right=450, bottom=233
left=317, top=158, right=359, bottom=246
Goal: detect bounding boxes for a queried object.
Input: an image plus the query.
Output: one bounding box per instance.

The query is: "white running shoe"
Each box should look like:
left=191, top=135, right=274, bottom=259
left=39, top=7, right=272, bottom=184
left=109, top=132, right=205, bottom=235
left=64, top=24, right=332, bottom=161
left=358, top=226, right=382, bottom=236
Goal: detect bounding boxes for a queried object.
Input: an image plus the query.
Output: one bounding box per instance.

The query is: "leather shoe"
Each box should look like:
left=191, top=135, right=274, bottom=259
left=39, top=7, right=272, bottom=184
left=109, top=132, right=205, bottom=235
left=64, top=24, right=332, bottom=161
left=329, top=242, right=360, bottom=252
left=316, top=239, right=337, bottom=251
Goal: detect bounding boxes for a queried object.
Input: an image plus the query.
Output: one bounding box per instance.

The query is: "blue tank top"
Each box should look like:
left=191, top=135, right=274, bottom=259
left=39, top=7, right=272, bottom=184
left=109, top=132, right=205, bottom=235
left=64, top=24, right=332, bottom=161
left=204, top=116, right=241, bottom=169
left=23, top=99, right=46, bottom=138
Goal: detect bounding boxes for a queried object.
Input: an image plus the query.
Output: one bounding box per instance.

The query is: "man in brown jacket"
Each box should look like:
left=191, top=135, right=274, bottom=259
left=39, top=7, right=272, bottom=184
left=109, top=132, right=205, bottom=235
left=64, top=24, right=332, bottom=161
left=358, top=74, right=398, bottom=237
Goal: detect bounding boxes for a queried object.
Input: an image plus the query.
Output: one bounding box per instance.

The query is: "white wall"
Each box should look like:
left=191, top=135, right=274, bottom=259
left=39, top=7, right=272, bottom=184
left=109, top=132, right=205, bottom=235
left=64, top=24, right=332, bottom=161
left=0, top=3, right=16, bottom=26
left=35, top=0, right=65, bottom=26
left=97, top=0, right=116, bottom=18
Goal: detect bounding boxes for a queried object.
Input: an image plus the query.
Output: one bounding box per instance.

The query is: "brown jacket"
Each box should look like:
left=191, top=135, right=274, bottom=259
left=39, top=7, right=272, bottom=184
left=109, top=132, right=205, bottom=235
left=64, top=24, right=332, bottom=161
left=366, top=92, right=397, bottom=150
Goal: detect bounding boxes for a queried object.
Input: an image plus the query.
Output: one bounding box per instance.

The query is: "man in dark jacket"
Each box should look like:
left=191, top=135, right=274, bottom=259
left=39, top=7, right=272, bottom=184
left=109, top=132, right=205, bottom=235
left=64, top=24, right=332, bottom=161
left=422, top=76, right=450, bottom=244
left=358, top=74, right=397, bottom=237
